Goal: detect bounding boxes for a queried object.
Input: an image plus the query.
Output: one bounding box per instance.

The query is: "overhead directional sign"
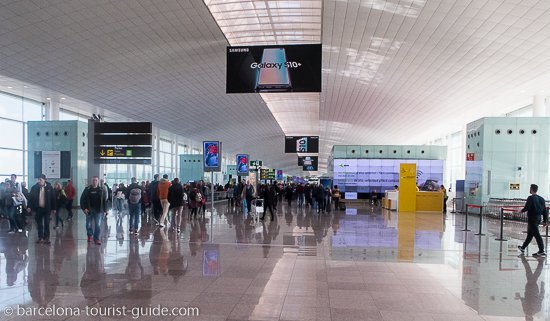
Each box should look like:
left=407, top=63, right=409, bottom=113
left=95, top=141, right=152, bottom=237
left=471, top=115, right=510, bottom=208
left=94, top=122, right=152, bottom=164
left=94, top=147, right=152, bottom=158
left=260, top=168, right=275, bottom=180
left=249, top=160, right=263, bottom=168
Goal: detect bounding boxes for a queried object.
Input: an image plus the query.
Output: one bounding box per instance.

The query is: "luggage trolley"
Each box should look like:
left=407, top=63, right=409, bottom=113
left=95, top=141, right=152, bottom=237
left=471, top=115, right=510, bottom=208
left=252, top=199, right=264, bottom=221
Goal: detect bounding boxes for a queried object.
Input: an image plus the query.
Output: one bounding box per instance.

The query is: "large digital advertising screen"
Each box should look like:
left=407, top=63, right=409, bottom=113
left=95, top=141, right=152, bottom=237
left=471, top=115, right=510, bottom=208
left=286, top=136, right=319, bottom=153
left=302, top=156, right=318, bottom=171
left=227, top=44, right=322, bottom=93
left=236, top=154, right=249, bottom=175
left=203, top=141, right=221, bottom=172
left=333, top=159, right=444, bottom=198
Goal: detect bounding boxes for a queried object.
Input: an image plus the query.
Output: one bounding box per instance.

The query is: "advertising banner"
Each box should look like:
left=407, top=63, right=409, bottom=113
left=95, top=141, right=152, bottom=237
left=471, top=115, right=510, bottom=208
left=236, top=154, right=249, bottom=175
left=226, top=44, right=322, bottom=93
left=332, top=159, right=443, bottom=195
left=302, top=156, right=318, bottom=171
left=203, top=141, right=221, bottom=172
left=276, top=169, right=283, bottom=181
left=286, top=136, right=319, bottom=153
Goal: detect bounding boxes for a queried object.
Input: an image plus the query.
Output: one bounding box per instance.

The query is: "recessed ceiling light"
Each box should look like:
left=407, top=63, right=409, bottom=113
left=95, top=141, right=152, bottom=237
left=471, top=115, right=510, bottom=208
left=7, top=86, right=12, bottom=89
left=60, top=97, right=66, bottom=100
left=23, top=86, right=28, bottom=88
left=520, top=90, right=525, bottom=93
left=46, top=97, right=51, bottom=100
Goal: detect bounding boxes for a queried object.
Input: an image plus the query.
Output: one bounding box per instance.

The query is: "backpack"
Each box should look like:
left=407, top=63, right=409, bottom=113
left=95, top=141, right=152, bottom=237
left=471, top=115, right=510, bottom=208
left=196, top=192, right=203, bottom=203
left=129, top=188, right=142, bottom=204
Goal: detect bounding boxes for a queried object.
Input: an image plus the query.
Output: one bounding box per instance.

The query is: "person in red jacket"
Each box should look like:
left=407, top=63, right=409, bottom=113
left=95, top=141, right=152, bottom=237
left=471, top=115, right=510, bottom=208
left=157, top=174, right=172, bottom=229
left=64, top=179, right=76, bottom=220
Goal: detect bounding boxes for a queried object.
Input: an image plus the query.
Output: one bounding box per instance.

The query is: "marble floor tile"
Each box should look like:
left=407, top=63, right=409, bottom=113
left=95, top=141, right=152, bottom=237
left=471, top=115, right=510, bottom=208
left=2, top=205, right=548, bottom=321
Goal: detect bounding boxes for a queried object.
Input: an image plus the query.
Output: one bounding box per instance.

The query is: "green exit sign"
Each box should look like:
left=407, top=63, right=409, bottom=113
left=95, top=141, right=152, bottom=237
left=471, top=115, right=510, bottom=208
left=126, top=150, right=132, bottom=157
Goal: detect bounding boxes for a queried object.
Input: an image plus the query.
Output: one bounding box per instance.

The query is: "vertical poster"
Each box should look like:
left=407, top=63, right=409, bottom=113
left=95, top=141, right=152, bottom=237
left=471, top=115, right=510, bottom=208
left=42, top=151, right=61, bottom=179
left=276, top=169, right=283, bottom=181
left=203, top=141, right=221, bottom=172
left=236, top=154, right=249, bottom=175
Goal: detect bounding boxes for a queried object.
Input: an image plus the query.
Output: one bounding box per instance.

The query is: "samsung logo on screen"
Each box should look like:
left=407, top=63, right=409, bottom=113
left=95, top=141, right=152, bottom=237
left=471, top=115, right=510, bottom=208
left=250, top=62, right=284, bottom=70
left=229, top=48, right=249, bottom=53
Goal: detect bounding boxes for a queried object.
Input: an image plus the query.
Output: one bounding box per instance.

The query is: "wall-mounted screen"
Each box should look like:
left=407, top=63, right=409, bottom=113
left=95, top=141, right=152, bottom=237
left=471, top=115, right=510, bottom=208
left=203, top=141, right=221, bottom=172
left=236, top=154, right=249, bottom=175
left=333, top=159, right=444, bottom=198
left=286, top=136, right=319, bottom=153
left=226, top=44, right=321, bottom=93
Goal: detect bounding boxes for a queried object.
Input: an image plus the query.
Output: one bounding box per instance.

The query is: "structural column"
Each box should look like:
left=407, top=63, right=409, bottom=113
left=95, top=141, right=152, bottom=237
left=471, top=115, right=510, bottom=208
left=533, top=95, right=547, bottom=117
left=47, top=101, right=60, bottom=120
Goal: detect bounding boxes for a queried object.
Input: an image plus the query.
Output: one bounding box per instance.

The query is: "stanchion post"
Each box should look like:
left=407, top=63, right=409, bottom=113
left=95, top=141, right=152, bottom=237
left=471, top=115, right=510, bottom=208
left=474, top=206, right=485, bottom=236
left=495, top=207, right=507, bottom=241
left=461, top=205, right=471, bottom=231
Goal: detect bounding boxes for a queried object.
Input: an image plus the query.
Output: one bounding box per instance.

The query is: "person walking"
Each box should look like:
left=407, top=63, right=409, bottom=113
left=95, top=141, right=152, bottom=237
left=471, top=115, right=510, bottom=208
left=439, top=185, right=448, bottom=213
left=150, top=174, right=161, bottom=224
left=260, top=185, right=275, bottom=221
left=226, top=184, right=235, bottom=209
left=126, top=177, right=142, bottom=235
left=157, top=174, right=171, bottom=229
left=189, top=187, right=200, bottom=219
left=315, top=184, right=326, bottom=214
left=64, top=179, right=76, bottom=221
left=168, top=178, right=184, bottom=233
left=244, top=181, right=255, bottom=215
left=332, top=185, right=341, bottom=210
left=518, top=184, right=548, bottom=257
left=4, top=181, right=27, bottom=233
left=53, top=182, right=67, bottom=228
left=80, top=176, right=107, bottom=245
left=114, top=183, right=126, bottom=213
left=27, top=174, right=56, bottom=245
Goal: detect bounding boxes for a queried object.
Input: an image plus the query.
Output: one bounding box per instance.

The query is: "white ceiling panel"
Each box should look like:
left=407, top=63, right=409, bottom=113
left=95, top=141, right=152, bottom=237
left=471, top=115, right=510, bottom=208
left=2, top=0, right=550, bottom=176
left=0, top=0, right=302, bottom=174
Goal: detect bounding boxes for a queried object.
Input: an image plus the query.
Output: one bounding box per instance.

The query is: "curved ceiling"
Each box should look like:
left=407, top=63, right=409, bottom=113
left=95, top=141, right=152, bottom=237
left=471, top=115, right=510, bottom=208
left=1, top=0, right=550, bottom=174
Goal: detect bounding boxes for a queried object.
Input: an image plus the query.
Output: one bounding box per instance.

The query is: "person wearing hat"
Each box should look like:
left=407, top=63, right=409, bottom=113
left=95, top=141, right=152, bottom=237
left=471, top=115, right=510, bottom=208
left=27, top=174, right=56, bottom=245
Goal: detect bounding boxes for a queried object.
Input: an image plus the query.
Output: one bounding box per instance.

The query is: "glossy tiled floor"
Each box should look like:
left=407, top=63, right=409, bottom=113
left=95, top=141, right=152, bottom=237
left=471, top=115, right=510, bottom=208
left=0, top=201, right=548, bottom=321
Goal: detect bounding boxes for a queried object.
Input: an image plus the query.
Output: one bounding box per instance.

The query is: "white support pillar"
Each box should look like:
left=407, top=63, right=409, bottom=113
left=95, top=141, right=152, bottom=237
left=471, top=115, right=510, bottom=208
left=48, top=100, right=59, bottom=120
left=533, top=95, right=546, bottom=117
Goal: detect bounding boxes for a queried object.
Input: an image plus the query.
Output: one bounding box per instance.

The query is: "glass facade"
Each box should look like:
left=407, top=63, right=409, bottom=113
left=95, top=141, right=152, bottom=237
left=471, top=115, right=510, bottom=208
left=0, top=91, right=43, bottom=184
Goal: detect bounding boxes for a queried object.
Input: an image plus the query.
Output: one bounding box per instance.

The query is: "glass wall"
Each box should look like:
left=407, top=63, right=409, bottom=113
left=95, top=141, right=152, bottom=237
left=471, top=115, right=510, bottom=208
left=159, top=138, right=174, bottom=177
left=0, top=91, right=43, bottom=184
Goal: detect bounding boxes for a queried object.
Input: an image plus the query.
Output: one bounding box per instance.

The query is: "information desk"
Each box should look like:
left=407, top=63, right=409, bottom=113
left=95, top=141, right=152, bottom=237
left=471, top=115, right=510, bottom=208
left=415, top=191, right=444, bottom=212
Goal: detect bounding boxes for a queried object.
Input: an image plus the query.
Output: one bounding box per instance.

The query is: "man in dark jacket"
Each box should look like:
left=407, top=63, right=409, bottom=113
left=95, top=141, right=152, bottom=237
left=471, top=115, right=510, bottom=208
left=27, top=174, right=56, bottom=244
left=80, top=176, right=107, bottom=245
left=125, top=177, right=142, bottom=235
left=315, top=184, right=326, bottom=214
left=518, top=184, right=548, bottom=257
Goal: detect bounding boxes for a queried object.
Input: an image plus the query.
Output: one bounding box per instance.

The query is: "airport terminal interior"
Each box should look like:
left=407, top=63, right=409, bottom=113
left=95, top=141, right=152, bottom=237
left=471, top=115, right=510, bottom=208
left=1, top=0, right=550, bottom=320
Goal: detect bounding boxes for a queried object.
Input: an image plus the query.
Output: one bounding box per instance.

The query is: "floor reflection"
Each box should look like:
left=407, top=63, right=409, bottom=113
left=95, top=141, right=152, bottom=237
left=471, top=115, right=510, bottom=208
left=0, top=203, right=547, bottom=320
